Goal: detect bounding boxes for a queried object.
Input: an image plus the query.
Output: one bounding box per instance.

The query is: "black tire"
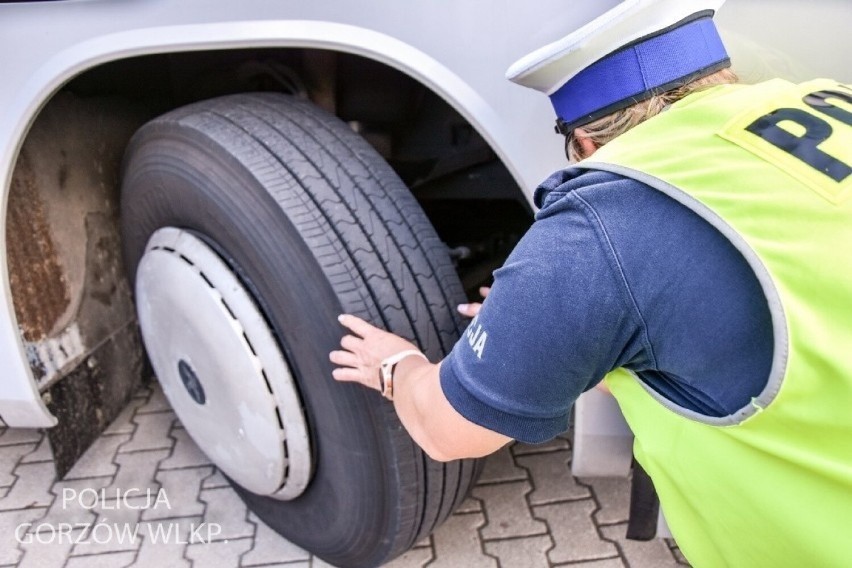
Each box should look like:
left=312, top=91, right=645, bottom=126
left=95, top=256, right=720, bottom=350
left=120, top=93, right=481, bottom=567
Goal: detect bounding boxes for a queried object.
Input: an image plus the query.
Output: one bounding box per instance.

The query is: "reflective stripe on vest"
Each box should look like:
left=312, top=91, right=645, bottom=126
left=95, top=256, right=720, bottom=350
left=578, top=79, right=852, bottom=567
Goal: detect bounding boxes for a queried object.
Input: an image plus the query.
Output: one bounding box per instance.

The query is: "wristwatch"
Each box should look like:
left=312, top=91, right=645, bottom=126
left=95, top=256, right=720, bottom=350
left=378, top=350, right=428, bottom=400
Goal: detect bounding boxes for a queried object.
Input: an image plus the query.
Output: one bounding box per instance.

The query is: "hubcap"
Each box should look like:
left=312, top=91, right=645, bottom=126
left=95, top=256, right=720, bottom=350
left=135, top=227, right=311, bottom=500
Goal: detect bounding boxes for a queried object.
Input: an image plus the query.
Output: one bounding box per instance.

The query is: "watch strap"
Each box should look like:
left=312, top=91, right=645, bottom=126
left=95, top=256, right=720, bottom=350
left=379, top=350, right=428, bottom=400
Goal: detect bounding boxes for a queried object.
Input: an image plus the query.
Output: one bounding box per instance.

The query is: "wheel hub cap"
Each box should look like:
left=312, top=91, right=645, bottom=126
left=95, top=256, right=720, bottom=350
left=135, top=227, right=311, bottom=499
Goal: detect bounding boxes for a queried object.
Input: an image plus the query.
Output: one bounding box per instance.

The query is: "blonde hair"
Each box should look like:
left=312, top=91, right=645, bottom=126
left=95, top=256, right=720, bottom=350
left=567, top=68, right=738, bottom=162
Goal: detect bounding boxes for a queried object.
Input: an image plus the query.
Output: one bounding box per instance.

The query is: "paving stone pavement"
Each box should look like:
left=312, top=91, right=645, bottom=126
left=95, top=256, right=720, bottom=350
left=0, top=382, right=689, bottom=567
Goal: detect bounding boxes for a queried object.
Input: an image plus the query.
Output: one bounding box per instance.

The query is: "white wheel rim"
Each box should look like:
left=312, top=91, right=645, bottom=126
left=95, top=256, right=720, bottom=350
left=135, top=227, right=311, bottom=500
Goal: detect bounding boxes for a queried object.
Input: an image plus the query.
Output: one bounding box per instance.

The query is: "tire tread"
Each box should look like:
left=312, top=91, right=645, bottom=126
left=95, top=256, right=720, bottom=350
left=147, top=93, right=479, bottom=564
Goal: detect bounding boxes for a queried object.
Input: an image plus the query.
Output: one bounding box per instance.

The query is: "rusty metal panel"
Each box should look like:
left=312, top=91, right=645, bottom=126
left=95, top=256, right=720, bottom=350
left=6, top=152, right=70, bottom=344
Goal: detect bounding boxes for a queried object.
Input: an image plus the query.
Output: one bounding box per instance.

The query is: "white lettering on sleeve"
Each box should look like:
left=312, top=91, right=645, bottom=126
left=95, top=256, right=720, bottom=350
left=465, top=315, right=488, bottom=359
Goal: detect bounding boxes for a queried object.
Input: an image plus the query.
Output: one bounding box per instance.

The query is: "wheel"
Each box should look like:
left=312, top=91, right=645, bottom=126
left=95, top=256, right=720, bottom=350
left=120, top=93, right=481, bottom=567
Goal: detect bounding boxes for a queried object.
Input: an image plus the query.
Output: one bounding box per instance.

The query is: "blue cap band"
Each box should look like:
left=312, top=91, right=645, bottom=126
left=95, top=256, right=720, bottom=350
left=550, top=14, right=729, bottom=134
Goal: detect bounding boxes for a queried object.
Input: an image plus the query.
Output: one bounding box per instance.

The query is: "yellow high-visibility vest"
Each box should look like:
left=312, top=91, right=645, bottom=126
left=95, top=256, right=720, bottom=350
left=582, top=79, right=852, bottom=567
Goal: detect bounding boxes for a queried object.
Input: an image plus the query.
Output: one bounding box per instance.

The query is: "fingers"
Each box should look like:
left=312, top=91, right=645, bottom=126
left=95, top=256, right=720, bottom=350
left=340, top=334, right=362, bottom=352
left=329, top=349, right=359, bottom=368
left=457, top=286, right=492, bottom=318
left=330, top=341, right=373, bottom=387
left=337, top=314, right=380, bottom=338
left=457, top=302, right=482, bottom=318
left=331, top=367, right=364, bottom=383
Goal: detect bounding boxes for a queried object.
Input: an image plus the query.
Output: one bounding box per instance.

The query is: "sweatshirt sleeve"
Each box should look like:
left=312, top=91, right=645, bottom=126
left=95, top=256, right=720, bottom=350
left=440, top=189, right=647, bottom=444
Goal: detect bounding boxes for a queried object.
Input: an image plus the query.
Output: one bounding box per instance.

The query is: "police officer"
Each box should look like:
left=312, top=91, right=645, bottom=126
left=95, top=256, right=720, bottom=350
left=330, top=0, right=852, bottom=565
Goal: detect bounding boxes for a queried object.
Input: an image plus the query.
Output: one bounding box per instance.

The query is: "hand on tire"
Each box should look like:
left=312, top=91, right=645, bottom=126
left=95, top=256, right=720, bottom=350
left=456, top=287, right=490, bottom=318
left=331, top=315, right=423, bottom=392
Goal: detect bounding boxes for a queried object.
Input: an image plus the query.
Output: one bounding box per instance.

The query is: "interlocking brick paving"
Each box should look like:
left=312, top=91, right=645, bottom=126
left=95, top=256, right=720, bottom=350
left=0, top=382, right=688, bottom=567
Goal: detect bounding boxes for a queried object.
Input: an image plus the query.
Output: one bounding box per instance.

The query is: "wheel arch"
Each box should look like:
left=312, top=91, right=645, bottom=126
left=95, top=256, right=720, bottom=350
left=1, top=21, right=533, bottom=443
left=3, top=19, right=530, bottom=211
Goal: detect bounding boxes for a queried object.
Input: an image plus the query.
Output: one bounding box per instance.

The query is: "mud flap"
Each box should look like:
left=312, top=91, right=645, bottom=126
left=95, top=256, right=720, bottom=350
left=626, top=459, right=660, bottom=541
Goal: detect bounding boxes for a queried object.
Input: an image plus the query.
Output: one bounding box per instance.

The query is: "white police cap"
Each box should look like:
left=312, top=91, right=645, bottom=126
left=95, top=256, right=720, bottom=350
left=507, top=0, right=730, bottom=134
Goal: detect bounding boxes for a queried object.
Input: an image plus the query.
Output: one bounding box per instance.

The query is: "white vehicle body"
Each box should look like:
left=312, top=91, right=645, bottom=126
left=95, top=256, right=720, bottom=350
left=0, top=3, right=849, bottom=558
left=3, top=0, right=848, bottom=426
left=3, top=0, right=610, bottom=427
